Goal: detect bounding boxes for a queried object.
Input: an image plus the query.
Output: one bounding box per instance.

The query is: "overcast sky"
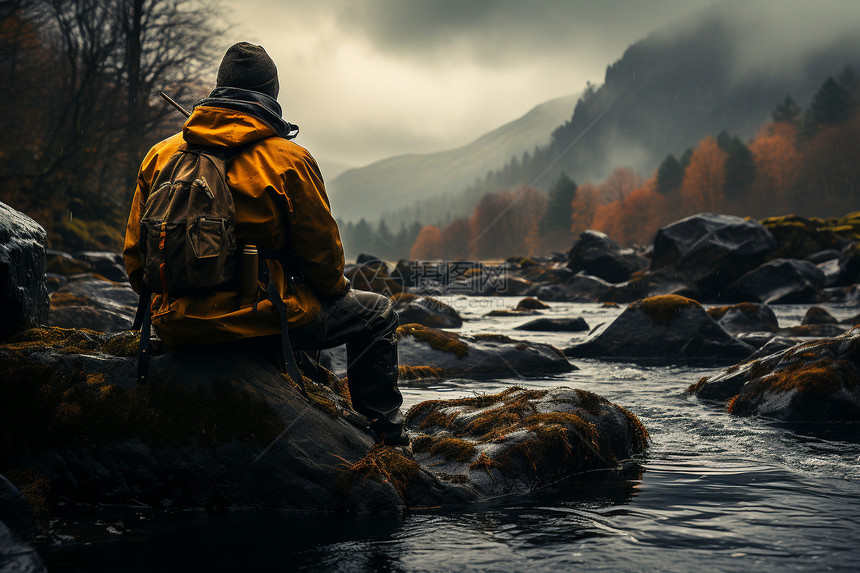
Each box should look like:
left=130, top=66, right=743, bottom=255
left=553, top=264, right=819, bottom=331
left=219, top=0, right=723, bottom=171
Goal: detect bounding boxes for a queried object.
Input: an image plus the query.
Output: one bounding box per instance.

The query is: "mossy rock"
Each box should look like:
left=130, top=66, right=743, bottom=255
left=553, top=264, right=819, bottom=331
left=566, top=295, right=753, bottom=363
left=405, top=386, right=649, bottom=493
left=397, top=323, right=574, bottom=379
left=689, top=328, right=860, bottom=421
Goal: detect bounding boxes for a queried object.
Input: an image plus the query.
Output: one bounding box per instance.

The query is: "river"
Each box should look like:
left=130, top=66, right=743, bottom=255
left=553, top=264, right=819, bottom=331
left=42, top=297, right=860, bottom=572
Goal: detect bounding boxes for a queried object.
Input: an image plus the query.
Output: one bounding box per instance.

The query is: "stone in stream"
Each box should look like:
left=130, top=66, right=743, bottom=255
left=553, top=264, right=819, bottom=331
left=727, top=258, right=825, bottom=304
left=406, top=386, right=649, bottom=495
left=688, top=327, right=860, bottom=421
left=0, top=326, right=647, bottom=523
left=706, top=302, right=780, bottom=335
left=47, top=274, right=138, bottom=333
left=564, top=295, right=753, bottom=363
left=397, top=323, right=574, bottom=380
left=650, top=213, right=777, bottom=298
left=0, top=202, right=49, bottom=339
left=514, top=317, right=590, bottom=332
left=515, top=297, right=550, bottom=310
left=390, top=292, right=462, bottom=328
left=566, top=230, right=648, bottom=284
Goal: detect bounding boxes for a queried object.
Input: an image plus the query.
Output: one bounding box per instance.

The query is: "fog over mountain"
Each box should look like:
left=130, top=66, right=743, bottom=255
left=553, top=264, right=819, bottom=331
left=326, top=0, right=860, bottom=226
left=328, top=93, right=580, bottom=222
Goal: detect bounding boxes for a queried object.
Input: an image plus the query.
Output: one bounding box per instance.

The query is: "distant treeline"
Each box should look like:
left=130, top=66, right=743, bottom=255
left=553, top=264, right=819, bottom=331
left=0, top=1, right=221, bottom=251
left=397, top=68, right=860, bottom=259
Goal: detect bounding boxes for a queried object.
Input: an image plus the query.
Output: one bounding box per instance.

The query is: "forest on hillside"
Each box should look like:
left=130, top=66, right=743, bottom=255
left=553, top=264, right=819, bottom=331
left=404, top=69, right=860, bottom=260
left=0, top=0, right=221, bottom=252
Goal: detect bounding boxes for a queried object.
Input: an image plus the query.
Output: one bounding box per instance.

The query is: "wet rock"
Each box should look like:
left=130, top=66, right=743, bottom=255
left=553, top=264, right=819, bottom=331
left=45, top=249, right=93, bottom=275
left=706, top=302, right=779, bottom=335
left=532, top=273, right=611, bottom=302
left=747, top=335, right=804, bottom=360
left=406, top=386, right=649, bottom=495
left=0, top=328, right=464, bottom=516
left=47, top=275, right=138, bottom=333
left=567, top=230, right=648, bottom=284
left=807, top=249, right=842, bottom=264
left=728, top=258, right=824, bottom=304
left=651, top=213, right=777, bottom=298
left=514, top=317, right=590, bottom=332
left=564, top=295, right=753, bottom=363
left=688, top=328, right=860, bottom=421
left=802, top=306, right=840, bottom=325
left=397, top=324, right=574, bottom=379
left=515, top=297, right=550, bottom=310
left=735, top=331, right=777, bottom=349
left=355, top=253, right=384, bottom=265
left=834, top=242, right=860, bottom=287
left=0, top=202, right=49, bottom=339
left=0, top=518, right=46, bottom=573
left=779, top=323, right=848, bottom=338
left=391, top=292, right=462, bottom=328
left=75, top=251, right=128, bottom=282
left=485, top=308, right=541, bottom=317
left=345, top=260, right=404, bottom=297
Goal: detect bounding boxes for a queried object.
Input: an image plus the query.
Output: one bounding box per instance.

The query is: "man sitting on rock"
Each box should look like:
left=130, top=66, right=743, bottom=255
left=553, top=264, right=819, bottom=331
left=123, top=42, right=408, bottom=446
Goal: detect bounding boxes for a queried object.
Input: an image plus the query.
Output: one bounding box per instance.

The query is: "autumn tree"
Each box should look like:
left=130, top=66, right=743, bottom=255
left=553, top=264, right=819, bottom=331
left=679, top=135, right=726, bottom=214
left=748, top=122, right=800, bottom=214
left=469, top=187, right=546, bottom=259
left=410, top=225, right=444, bottom=260
left=569, top=182, right=599, bottom=236
left=440, top=217, right=472, bottom=259
left=598, top=167, right=640, bottom=203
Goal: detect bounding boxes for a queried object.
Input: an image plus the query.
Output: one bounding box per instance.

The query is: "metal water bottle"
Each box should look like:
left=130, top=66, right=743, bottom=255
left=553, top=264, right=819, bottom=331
left=241, top=244, right=258, bottom=298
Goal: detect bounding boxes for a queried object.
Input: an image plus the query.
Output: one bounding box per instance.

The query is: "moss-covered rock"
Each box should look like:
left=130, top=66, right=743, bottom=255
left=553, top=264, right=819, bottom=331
left=0, top=332, right=460, bottom=517
left=565, top=295, right=753, bottom=363
left=405, top=386, right=649, bottom=494
left=397, top=323, right=574, bottom=379
left=689, top=328, right=860, bottom=421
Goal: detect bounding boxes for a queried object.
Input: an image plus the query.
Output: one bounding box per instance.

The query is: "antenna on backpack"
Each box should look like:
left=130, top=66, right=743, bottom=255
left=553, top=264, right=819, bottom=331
left=158, top=91, right=191, bottom=118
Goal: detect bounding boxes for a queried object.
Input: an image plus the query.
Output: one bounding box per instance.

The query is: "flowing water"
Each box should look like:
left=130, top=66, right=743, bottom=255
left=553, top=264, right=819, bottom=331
left=42, top=298, right=860, bottom=572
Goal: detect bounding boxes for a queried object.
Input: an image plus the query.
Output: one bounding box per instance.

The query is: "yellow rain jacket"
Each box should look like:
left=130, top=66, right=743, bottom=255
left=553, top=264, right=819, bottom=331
left=123, top=90, right=349, bottom=346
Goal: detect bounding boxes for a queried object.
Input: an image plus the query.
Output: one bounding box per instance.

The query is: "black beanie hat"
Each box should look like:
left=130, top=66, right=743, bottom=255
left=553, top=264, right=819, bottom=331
left=216, top=42, right=279, bottom=99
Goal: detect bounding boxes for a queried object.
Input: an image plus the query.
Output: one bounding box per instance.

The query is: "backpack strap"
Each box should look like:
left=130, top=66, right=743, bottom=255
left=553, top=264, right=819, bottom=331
left=133, top=283, right=153, bottom=384
left=259, top=258, right=306, bottom=394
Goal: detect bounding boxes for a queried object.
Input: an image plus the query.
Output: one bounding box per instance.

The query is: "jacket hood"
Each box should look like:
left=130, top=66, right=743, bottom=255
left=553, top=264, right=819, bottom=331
left=182, top=87, right=299, bottom=148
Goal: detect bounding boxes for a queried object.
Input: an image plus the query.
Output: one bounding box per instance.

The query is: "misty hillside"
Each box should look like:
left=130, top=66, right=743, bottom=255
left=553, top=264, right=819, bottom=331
left=327, top=92, right=579, bottom=222
left=465, top=0, right=860, bottom=200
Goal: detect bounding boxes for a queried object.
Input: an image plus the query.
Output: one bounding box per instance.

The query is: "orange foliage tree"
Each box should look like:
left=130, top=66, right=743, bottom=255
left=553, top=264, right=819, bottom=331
left=592, top=177, right=669, bottom=245
left=469, top=186, right=546, bottom=259
left=410, top=225, right=444, bottom=259
left=680, top=135, right=726, bottom=214
left=748, top=122, right=801, bottom=214
left=569, top=182, right=599, bottom=236
left=440, top=217, right=473, bottom=259
left=793, top=119, right=860, bottom=214
left=598, top=167, right=641, bottom=203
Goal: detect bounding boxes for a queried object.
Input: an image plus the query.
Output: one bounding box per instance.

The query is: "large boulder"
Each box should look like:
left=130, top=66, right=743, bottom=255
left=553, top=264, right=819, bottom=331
left=407, top=386, right=649, bottom=495
left=391, top=292, right=462, bottom=328
left=727, top=258, right=825, bottom=304
left=651, top=213, right=777, bottom=298
left=0, top=326, right=647, bottom=525
left=834, top=242, right=860, bottom=287
left=567, top=230, right=648, bottom=284
left=706, top=302, right=780, bottom=335
left=564, top=295, right=753, bottom=363
left=0, top=202, right=49, bottom=339
left=0, top=327, right=462, bottom=516
left=47, top=274, right=138, bottom=333
left=688, top=327, right=860, bottom=421
left=397, top=324, right=574, bottom=379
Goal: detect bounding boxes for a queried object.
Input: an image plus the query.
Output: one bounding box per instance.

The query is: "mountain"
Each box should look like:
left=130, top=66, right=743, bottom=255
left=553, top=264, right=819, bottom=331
left=327, top=92, right=580, bottom=222
left=466, top=0, right=860, bottom=199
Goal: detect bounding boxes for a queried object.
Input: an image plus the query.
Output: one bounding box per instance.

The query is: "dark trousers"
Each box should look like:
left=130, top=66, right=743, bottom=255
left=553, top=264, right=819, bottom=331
left=289, top=289, right=404, bottom=435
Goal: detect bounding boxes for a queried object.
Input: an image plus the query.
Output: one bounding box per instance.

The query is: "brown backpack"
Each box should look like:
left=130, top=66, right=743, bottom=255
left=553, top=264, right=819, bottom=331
left=139, top=145, right=237, bottom=296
